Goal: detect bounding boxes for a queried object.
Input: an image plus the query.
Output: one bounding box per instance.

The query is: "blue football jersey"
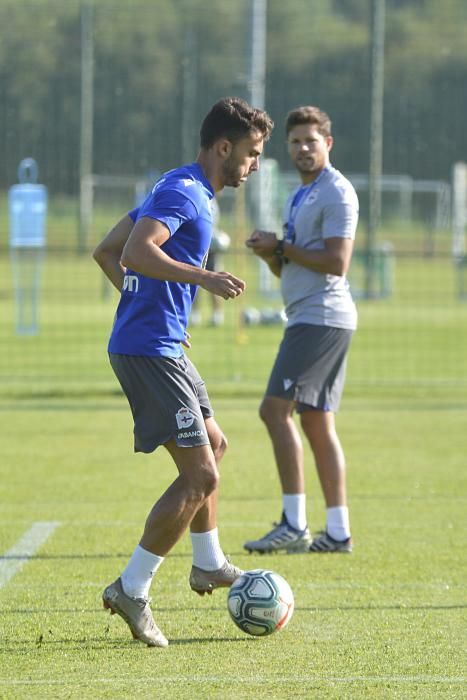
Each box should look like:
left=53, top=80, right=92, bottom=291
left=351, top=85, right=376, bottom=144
left=108, top=163, right=214, bottom=357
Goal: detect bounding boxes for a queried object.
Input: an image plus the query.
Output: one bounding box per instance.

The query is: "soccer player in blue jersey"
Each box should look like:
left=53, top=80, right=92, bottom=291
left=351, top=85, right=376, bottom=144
left=93, top=97, right=273, bottom=647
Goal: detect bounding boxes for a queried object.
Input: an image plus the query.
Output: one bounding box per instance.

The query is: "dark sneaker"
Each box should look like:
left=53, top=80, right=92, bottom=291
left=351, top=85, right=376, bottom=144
left=102, top=578, right=168, bottom=647
left=243, top=512, right=312, bottom=554
left=189, top=559, right=244, bottom=596
left=308, top=531, right=353, bottom=553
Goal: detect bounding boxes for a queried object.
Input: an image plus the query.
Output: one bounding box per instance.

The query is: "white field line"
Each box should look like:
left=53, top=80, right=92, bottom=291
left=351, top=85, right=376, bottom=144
left=0, top=521, right=60, bottom=589
left=0, top=676, right=464, bottom=686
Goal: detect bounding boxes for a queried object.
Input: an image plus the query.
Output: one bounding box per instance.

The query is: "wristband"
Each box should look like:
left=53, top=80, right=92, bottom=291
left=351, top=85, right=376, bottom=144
left=274, top=239, right=285, bottom=258
left=274, top=239, right=288, bottom=263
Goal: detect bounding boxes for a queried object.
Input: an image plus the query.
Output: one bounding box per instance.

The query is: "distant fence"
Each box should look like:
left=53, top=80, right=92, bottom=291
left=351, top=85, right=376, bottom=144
left=0, top=243, right=466, bottom=398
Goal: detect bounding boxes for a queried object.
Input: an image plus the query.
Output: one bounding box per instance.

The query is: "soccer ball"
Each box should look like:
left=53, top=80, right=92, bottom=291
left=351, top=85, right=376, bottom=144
left=227, top=569, right=294, bottom=637
left=210, top=230, right=231, bottom=253
left=242, top=307, right=261, bottom=326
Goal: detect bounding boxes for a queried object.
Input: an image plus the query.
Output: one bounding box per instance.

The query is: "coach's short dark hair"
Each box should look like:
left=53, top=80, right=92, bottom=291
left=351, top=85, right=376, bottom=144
left=200, top=97, right=274, bottom=149
left=285, top=106, right=332, bottom=138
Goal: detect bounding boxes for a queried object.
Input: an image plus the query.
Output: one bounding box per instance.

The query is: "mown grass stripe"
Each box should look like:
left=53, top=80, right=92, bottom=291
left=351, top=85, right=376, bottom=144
left=0, top=675, right=464, bottom=685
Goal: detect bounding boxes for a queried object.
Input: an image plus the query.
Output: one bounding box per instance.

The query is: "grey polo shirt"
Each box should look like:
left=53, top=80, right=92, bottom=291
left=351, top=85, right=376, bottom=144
left=281, top=165, right=359, bottom=331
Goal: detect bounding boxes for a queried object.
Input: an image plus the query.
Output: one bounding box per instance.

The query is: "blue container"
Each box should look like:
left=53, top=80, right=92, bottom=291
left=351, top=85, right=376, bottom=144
left=8, top=158, right=47, bottom=335
left=9, top=183, right=47, bottom=248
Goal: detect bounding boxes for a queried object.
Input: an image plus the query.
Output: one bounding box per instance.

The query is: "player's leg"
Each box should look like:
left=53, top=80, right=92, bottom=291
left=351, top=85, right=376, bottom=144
left=189, top=416, right=226, bottom=533
left=187, top=416, right=243, bottom=594
left=103, top=353, right=222, bottom=645
left=103, top=441, right=218, bottom=647
left=140, top=440, right=219, bottom=555
left=299, top=409, right=352, bottom=552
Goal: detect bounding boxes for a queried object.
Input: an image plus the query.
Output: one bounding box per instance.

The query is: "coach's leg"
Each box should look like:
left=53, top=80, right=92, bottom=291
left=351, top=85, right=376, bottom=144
left=299, top=409, right=346, bottom=506
left=300, top=409, right=351, bottom=542
left=256, top=395, right=308, bottom=534
left=259, top=396, right=305, bottom=494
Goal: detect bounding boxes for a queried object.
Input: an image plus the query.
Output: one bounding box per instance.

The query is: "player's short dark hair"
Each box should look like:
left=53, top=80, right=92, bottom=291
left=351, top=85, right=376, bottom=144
left=285, top=106, right=332, bottom=138
left=200, top=97, right=274, bottom=149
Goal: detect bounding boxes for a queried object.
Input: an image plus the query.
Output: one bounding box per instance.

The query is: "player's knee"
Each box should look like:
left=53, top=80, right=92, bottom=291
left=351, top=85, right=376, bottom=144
left=212, top=432, right=228, bottom=463
left=194, top=460, right=220, bottom=499
left=259, top=398, right=276, bottom=427
left=203, top=463, right=220, bottom=497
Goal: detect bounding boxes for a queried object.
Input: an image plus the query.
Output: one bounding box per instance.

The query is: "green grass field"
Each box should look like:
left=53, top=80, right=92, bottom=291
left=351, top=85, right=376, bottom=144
left=0, top=393, right=466, bottom=698
left=0, top=211, right=466, bottom=697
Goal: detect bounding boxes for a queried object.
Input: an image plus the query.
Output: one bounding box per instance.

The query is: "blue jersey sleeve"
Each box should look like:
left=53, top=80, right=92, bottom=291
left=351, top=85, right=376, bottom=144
left=138, top=188, right=201, bottom=236
left=128, top=207, right=139, bottom=222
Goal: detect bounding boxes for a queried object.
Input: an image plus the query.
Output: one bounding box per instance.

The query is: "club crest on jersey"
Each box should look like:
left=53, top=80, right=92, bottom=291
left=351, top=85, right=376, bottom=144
left=176, top=407, right=196, bottom=429
left=305, top=190, right=319, bottom=205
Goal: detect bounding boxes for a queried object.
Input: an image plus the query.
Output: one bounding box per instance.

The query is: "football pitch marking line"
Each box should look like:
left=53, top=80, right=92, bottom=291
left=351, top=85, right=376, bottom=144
left=0, top=521, right=60, bottom=589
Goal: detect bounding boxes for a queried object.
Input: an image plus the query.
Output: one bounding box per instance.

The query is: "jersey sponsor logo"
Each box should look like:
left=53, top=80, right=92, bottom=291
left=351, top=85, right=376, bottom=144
left=177, top=429, right=203, bottom=439
left=175, top=406, right=196, bottom=429
left=283, top=378, right=294, bottom=391
left=123, top=274, right=139, bottom=293
left=182, top=179, right=195, bottom=187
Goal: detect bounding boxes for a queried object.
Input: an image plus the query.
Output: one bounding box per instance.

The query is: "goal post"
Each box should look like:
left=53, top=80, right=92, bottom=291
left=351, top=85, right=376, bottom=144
left=254, top=158, right=284, bottom=297
left=452, top=162, right=467, bottom=299
left=452, top=161, right=466, bottom=259
left=78, top=173, right=152, bottom=251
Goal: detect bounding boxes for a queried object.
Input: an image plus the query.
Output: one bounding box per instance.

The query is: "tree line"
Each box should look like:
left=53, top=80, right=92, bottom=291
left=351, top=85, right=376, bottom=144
left=1, top=0, right=466, bottom=193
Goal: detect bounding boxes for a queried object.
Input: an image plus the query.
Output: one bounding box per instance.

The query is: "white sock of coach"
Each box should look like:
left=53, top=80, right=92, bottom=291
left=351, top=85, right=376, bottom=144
left=326, top=506, right=351, bottom=541
left=121, top=544, right=164, bottom=599
left=190, top=527, right=226, bottom=571
left=282, top=493, right=307, bottom=531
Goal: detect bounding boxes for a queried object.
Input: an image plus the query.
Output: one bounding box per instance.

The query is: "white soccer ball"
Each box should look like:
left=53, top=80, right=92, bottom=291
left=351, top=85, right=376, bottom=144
left=227, top=569, right=294, bottom=637
left=210, top=230, right=231, bottom=253
left=242, top=307, right=261, bottom=326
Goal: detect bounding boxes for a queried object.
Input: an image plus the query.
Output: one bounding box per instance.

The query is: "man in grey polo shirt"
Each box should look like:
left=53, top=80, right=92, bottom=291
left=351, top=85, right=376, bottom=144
left=244, top=105, right=358, bottom=554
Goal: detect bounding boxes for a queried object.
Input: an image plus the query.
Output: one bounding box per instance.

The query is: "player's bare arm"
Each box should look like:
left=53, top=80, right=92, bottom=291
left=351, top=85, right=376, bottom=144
left=122, top=216, right=245, bottom=300
left=92, top=213, right=133, bottom=290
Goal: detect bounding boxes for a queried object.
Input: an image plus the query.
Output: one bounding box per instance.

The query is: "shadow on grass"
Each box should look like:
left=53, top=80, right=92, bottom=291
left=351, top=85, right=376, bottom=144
left=0, top=635, right=252, bottom=652
left=1, top=603, right=465, bottom=616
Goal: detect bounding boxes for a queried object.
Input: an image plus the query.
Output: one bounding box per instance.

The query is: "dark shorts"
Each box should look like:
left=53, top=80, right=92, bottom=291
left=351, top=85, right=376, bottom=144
left=109, top=353, right=214, bottom=453
left=265, top=324, right=353, bottom=413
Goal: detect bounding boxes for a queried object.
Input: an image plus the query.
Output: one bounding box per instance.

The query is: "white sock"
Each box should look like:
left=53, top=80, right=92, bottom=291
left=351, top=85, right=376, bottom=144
left=326, top=506, right=351, bottom=541
left=121, top=544, right=164, bottom=599
left=282, top=494, right=307, bottom=531
left=190, top=528, right=225, bottom=570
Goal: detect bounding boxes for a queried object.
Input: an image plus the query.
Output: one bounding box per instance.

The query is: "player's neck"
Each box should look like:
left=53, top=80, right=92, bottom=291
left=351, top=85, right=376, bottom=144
left=196, top=153, right=224, bottom=193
